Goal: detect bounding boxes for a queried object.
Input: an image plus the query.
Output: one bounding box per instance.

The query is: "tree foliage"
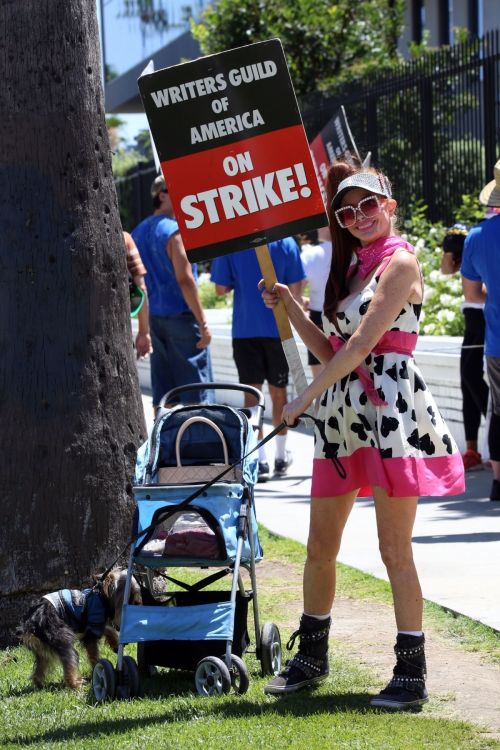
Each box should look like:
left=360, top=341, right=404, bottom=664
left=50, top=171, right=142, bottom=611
left=400, top=194, right=485, bottom=336
left=191, top=0, right=405, bottom=98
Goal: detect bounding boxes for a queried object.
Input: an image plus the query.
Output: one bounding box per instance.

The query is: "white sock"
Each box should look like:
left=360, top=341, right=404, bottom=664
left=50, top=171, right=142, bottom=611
left=258, top=445, right=268, bottom=462
left=304, top=612, right=331, bottom=620
left=275, top=434, right=287, bottom=460
left=398, top=630, right=423, bottom=637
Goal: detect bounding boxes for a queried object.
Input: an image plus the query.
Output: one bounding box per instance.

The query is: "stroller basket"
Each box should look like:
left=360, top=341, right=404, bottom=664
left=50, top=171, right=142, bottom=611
left=132, top=484, right=262, bottom=567
left=121, top=589, right=251, bottom=670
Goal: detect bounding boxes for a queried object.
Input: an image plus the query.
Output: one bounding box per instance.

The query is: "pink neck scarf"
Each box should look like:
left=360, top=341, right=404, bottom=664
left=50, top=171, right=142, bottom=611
left=355, top=236, right=414, bottom=279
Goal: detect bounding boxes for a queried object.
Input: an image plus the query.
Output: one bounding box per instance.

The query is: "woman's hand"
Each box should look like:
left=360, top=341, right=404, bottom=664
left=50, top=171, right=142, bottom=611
left=282, top=392, right=313, bottom=426
left=258, top=280, right=293, bottom=310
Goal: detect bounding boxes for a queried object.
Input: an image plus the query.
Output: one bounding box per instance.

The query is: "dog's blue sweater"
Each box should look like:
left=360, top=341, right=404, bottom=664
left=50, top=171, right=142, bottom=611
left=43, top=589, right=106, bottom=637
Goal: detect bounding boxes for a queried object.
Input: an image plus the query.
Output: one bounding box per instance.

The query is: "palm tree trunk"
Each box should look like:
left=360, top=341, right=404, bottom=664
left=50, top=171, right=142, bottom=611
left=0, top=0, right=146, bottom=643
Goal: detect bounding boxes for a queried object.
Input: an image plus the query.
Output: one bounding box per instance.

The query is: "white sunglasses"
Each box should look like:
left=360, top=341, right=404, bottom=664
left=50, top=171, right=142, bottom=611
left=335, top=195, right=385, bottom=229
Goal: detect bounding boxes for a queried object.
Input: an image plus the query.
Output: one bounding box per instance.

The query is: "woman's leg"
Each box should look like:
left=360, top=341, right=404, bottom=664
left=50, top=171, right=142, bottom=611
left=264, top=491, right=357, bottom=695
left=304, top=491, right=358, bottom=614
left=370, top=487, right=427, bottom=709
left=372, top=487, right=421, bottom=629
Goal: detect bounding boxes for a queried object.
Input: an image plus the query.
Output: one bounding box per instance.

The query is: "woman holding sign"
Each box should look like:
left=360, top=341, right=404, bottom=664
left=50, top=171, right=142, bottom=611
left=261, top=162, right=465, bottom=709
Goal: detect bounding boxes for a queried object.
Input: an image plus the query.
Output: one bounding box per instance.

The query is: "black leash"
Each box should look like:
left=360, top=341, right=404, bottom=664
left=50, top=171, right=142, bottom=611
left=97, top=412, right=346, bottom=583
left=303, top=411, right=347, bottom=480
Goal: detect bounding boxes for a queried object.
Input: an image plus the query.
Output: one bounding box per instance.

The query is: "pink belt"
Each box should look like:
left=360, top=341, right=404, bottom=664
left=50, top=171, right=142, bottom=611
left=329, top=331, right=417, bottom=406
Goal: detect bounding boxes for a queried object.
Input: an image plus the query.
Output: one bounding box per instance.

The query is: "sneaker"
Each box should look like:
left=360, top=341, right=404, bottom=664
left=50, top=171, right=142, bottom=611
left=264, top=655, right=329, bottom=695
left=370, top=677, right=429, bottom=710
left=462, top=449, right=482, bottom=471
left=490, top=479, right=500, bottom=501
left=257, top=461, right=270, bottom=483
left=274, top=451, right=293, bottom=476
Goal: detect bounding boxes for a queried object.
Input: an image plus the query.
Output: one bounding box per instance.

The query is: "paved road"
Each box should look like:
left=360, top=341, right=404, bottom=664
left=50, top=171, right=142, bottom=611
left=140, top=392, right=500, bottom=631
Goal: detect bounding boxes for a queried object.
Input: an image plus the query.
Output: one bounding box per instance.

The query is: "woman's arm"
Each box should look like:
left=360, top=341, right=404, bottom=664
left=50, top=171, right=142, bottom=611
left=281, top=252, right=422, bottom=423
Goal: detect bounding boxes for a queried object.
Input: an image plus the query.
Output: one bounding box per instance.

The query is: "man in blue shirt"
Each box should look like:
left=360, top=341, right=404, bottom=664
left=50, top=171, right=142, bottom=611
left=461, top=159, right=500, bottom=501
left=132, top=176, right=212, bottom=409
left=211, top=239, right=305, bottom=479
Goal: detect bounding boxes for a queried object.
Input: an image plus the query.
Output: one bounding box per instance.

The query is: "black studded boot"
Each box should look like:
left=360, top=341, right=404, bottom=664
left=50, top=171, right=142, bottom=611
left=370, top=633, right=428, bottom=709
left=264, top=614, right=330, bottom=695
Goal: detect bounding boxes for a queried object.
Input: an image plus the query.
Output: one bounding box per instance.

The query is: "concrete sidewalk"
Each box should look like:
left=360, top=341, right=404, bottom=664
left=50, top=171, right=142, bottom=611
left=140, top=393, right=500, bottom=631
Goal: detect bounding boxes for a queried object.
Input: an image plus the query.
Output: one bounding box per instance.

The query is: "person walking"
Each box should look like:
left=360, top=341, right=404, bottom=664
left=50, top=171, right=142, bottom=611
left=299, top=226, right=332, bottom=382
left=123, top=230, right=153, bottom=360
left=461, top=159, right=500, bottom=501
left=260, top=162, right=465, bottom=708
left=440, top=224, right=489, bottom=469
left=210, top=238, right=305, bottom=480
left=132, top=175, right=212, bottom=409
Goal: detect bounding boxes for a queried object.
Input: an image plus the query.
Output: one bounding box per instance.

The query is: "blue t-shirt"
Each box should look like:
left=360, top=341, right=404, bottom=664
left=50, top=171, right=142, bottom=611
left=132, top=214, right=198, bottom=317
left=210, top=237, right=305, bottom=338
left=461, top=214, right=500, bottom=356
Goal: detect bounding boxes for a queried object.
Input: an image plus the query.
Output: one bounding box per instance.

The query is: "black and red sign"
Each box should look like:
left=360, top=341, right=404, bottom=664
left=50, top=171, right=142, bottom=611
left=310, top=106, right=361, bottom=199
left=138, top=39, right=326, bottom=262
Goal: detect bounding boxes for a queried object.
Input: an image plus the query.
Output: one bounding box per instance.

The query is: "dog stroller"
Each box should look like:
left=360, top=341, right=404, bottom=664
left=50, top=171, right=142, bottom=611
left=92, top=383, right=282, bottom=700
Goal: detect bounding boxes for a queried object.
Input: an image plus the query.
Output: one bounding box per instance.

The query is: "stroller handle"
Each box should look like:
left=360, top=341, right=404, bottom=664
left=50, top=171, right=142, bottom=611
left=159, top=382, right=265, bottom=409
left=158, top=382, right=265, bottom=433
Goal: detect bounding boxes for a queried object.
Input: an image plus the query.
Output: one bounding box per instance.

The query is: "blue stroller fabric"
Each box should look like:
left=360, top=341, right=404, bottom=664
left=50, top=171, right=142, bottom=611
left=120, top=601, right=234, bottom=643
left=132, top=484, right=263, bottom=565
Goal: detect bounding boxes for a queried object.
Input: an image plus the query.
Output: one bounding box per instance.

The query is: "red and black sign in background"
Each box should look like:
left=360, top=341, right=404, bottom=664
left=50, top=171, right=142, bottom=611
left=309, top=105, right=361, bottom=201
left=138, top=39, right=327, bottom=262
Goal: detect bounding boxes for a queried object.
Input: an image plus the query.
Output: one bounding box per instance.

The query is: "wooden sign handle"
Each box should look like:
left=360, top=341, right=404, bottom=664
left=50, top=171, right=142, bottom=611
left=254, top=244, right=312, bottom=424
left=255, top=245, right=293, bottom=340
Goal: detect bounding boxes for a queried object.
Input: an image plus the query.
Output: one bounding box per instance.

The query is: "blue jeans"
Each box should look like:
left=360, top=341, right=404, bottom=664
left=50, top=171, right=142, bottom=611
left=149, top=312, right=213, bottom=406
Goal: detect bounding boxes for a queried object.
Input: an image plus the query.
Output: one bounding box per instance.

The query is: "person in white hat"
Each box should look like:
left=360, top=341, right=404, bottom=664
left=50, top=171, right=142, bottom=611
left=461, top=159, right=500, bottom=501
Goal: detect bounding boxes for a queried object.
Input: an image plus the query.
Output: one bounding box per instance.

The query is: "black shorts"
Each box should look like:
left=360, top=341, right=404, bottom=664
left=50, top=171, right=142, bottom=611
left=307, top=309, right=324, bottom=366
left=232, top=338, right=289, bottom=388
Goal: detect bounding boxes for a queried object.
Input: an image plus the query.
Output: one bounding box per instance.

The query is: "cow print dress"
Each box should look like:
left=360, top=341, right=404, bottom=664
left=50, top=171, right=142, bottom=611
left=311, top=258, right=465, bottom=499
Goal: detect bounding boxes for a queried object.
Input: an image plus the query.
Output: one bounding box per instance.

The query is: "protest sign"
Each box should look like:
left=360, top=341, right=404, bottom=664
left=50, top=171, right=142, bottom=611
left=310, top=105, right=361, bottom=197
left=138, top=39, right=326, bottom=262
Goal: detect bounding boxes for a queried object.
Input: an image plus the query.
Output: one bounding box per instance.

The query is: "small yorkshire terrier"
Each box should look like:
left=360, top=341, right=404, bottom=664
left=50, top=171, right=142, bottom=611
left=16, top=568, right=142, bottom=689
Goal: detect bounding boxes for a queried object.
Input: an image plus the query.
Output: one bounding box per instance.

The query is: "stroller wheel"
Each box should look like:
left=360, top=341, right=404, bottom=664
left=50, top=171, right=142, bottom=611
left=227, top=654, right=249, bottom=694
left=194, top=656, right=232, bottom=697
left=92, top=658, right=116, bottom=702
left=116, top=656, right=140, bottom=699
left=260, top=623, right=282, bottom=676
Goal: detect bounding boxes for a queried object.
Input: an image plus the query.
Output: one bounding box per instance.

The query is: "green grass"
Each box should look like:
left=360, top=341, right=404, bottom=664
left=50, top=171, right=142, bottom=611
left=258, top=527, right=500, bottom=664
left=1, top=526, right=499, bottom=750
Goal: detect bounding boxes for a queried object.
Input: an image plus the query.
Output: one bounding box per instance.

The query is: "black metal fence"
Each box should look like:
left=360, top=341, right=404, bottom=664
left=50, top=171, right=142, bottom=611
left=115, top=163, right=157, bottom=232
left=117, top=31, right=500, bottom=229
left=301, top=30, right=500, bottom=222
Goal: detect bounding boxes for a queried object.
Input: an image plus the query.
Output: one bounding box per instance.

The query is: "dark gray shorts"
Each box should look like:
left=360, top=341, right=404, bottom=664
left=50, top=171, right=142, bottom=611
left=232, top=337, right=289, bottom=388
left=487, top=357, right=500, bottom=415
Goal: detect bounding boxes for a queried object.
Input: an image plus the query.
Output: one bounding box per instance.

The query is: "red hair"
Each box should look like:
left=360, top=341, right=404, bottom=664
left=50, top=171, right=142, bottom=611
left=323, top=161, right=360, bottom=321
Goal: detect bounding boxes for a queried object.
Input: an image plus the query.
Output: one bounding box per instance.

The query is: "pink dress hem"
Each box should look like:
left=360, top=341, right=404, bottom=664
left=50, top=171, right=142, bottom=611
left=311, top=446, right=465, bottom=498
